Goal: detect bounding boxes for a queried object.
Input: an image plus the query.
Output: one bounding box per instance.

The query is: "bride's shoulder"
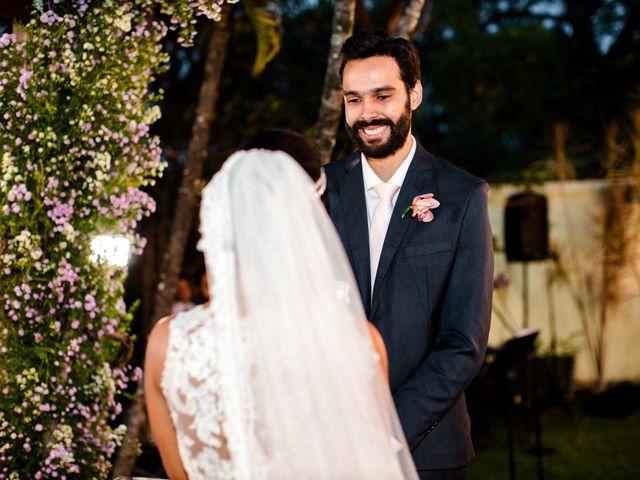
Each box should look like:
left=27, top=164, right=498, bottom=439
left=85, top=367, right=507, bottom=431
left=148, top=315, right=173, bottom=347
left=145, top=315, right=175, bottom=385
left=146, top=305, right=211, bottom=376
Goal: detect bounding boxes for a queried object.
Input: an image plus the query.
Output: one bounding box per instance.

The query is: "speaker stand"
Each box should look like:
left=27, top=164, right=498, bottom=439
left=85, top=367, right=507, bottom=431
left=522, top=262, right=529, bottom=328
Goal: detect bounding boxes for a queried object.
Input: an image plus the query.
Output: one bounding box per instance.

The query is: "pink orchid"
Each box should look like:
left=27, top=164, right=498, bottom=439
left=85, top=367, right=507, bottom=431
left=401, top=193, right=440, bottom=223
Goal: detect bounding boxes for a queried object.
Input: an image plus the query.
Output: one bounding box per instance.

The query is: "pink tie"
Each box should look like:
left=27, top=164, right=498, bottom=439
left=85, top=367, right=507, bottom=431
left=370, top=183, right=399, bottom=288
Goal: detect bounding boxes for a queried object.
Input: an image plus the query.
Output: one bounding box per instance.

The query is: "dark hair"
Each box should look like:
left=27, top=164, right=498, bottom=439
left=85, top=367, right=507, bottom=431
left=195, top=263, right=207, bottom=281
left=339, top=31, right=421, bottom=92
left=242, top=129, right=322, bottom=181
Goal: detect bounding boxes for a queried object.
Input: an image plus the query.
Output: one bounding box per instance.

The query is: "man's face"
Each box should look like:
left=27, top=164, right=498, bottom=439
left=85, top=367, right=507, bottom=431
left=342, top=56, right=422, bottom=159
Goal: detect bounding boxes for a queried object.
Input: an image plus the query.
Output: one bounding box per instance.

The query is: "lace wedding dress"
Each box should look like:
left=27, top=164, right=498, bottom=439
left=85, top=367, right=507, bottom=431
left=160, top=150, right=418, bottom=480
left=162, top=304, right=235, bottom=479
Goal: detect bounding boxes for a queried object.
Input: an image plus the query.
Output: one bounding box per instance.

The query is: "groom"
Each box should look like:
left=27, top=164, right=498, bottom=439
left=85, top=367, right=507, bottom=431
left=324, top=31, right=493, bottom=479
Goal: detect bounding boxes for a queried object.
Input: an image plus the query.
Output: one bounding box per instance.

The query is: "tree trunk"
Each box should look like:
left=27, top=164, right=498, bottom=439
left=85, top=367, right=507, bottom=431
left=384, top=0, right=406, bottom=35
left=355, top=0, right=375, bottom=32
left=150, top=9, right=232, bottom=330
left=394, top=0, right=431, bottom=39
left=314, top=0, right=356, bottom=165
left=112, top=9, right=233, bottom=476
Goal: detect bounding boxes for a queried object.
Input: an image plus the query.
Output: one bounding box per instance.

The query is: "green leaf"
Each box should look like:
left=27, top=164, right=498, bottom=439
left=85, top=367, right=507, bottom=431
left=245, top=1, right=282, bottom=76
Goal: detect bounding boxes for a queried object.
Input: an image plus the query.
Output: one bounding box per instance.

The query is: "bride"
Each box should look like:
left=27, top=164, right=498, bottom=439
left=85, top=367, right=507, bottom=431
left=144, top=150, right=418, bottom=479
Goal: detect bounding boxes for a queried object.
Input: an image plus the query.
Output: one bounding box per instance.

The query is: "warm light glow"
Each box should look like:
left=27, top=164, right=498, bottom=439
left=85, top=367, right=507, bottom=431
left=90, top=235, right=130, bottom=267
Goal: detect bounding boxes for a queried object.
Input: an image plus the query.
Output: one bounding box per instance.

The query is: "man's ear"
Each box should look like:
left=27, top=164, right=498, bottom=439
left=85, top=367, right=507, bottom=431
left=410, top=81, right=423, bottom=111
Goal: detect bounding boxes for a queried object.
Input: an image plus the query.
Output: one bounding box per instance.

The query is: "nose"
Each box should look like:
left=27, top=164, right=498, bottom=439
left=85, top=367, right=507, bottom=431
left=360, top=98, right=379, bottom=121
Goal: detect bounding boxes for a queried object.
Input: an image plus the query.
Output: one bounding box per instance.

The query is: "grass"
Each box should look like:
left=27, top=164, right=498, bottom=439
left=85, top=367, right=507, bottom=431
left=469, top=407, right=640, bottom=479
left=132, top=387, right=640, bottom=480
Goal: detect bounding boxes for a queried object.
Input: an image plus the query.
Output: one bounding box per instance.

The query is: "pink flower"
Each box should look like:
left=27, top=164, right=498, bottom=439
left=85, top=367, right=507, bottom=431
left=402, top=193, right=440, bottom=222
left=493, top=273, right=510, bottom=290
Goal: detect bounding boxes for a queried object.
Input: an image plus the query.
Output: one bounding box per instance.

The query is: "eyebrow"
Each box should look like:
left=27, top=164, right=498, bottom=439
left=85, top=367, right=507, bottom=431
left=343, top=86, right=397, bottom=97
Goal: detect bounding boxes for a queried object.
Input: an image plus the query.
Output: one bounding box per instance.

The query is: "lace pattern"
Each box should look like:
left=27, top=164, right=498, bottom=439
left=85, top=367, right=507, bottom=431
left=161, top=306, right=233, bottom=480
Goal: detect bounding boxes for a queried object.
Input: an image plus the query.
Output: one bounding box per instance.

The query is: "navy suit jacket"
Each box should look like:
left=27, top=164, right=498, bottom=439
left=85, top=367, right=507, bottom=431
left=325, top=142, right=493, bottom=470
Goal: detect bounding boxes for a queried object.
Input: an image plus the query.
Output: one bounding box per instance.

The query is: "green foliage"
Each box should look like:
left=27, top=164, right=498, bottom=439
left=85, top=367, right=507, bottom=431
left=245, top=1, right=282, bottom=76
left=151, top=0, right=640, bottom=180
left=151, top=1, right=333, bottom=163
left=0, top=0, right=234, bottom=477
left=470, top=408, right=640, bottom=479
left=418, top=0, right=640, bottom=181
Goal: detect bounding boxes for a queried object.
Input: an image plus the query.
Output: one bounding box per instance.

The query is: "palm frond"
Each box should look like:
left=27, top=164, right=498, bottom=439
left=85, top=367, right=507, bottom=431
left=245, top=1, right=282, bottom=76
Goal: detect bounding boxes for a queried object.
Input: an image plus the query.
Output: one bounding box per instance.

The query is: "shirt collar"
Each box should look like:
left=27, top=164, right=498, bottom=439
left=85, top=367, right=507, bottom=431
left=361, top=135, right=416, bottom=191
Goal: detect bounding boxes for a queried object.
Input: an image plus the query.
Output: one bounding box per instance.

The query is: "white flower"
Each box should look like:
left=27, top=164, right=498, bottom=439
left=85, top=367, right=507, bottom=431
left=53, top=424, right=74, bottom=447
left=87, top=362, right=117, bottom=395
left=12, top=230, right=39, bottom=254
left=62, top=223, right=76, bottom=241
left=143, top=105, right=162, bottom=124
left=113, top=11, right=133, bottom=33
left=110, top=424, right=127, bottom=445
left=1, top=152, right=18, bottom=184
left=1, top=253, right=16, bottom=265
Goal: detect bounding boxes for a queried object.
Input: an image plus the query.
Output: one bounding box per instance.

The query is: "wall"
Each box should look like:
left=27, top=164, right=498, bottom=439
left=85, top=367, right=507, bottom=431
left=488, top=179, right=640, bottom=384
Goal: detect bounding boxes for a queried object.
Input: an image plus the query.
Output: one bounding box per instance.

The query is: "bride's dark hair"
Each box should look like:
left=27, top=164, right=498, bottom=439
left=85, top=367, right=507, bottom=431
left=242, top=129, right=322, bottom=182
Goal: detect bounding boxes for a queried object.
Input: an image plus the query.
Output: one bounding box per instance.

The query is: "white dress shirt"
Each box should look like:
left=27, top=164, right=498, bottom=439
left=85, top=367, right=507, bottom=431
left=362, top=136, right=417, bottom=289
left=361, top=136, right=417, bottom=230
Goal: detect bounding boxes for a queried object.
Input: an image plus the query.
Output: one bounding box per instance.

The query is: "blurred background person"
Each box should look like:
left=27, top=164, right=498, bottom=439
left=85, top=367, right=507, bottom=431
left=170, top=276, right=195, bottom=316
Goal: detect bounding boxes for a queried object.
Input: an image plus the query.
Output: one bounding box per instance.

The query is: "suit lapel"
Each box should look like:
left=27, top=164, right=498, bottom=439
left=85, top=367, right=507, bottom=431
left=371, top=145, right=435, bottom=313
left=337, top=155, right=372, bottom=313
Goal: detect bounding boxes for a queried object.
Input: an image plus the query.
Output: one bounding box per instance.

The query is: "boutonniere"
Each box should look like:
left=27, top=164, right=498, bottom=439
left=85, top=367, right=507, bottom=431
left=401, top=193, right=440, bottom=222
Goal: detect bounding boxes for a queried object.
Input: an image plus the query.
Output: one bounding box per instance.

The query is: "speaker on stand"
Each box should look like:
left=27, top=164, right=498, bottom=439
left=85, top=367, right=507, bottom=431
left=504, top=190, right=550, bottom=326
left=504, top=190, right=550, bottom=261
left=502, top=190, right=550, bottom=480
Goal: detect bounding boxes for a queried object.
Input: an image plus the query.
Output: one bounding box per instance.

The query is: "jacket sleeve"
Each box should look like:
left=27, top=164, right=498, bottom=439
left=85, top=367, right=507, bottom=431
left=393, top=181, right=493, bottom=450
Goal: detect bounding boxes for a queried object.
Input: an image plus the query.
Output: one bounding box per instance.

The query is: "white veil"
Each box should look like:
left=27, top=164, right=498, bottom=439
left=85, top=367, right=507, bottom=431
left=197, top=150, right=418, bottom=479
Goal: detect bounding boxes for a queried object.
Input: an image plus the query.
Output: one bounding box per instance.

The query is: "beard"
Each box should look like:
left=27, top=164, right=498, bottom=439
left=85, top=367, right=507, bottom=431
left=346, top=101, right=412, bottom=159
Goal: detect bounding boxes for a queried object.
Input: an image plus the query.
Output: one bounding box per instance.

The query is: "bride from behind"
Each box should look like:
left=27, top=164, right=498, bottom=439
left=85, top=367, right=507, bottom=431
left=144, top=150, right=418, bottom=479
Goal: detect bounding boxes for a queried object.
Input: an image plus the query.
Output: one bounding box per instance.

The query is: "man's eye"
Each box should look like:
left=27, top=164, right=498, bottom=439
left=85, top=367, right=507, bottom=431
left=378, top=95, right=390, bottom=101
left=346, top=98, right=360, bottom=104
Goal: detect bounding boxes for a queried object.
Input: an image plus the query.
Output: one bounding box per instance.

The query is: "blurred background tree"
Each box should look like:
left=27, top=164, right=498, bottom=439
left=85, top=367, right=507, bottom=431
left=419, top=0, right=640, bottom=181
left=3, top=1, right=637, bottom=183
left=118, top=0, right=640, bottom=348
left=145, top=0, right=640, bottom=183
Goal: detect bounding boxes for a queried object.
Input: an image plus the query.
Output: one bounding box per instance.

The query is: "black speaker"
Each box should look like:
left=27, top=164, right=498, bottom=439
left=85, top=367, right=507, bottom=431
left=504, top=191, right=549, bottom=262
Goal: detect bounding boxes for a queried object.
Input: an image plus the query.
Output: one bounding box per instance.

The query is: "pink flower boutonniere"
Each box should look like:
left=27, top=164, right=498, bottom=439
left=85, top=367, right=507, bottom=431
left=401, top=193, right=440, bottom=223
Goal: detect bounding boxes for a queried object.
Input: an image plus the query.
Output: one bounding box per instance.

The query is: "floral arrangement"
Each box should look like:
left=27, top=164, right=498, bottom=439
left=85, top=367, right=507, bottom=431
left=0, top=0, right=235, bottom=477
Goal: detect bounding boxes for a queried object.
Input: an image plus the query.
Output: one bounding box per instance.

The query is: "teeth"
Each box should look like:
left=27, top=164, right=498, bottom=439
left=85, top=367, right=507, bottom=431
left=363, top=126, right=386, bottom=135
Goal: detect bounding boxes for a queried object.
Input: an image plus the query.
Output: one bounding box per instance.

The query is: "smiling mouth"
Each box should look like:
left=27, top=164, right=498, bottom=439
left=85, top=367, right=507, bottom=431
left=360, top=125, right=389, bottom=139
